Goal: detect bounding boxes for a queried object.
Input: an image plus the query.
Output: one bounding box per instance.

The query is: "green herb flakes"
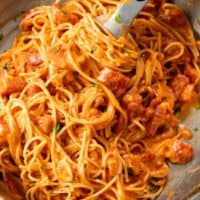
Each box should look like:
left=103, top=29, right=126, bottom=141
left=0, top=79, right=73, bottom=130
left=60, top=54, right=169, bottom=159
left=53, top=124, right=62, bottom=134
left=115, top=14, right=122, bottom=24
left=53, top=46, right=60, bottom=53
left=61, top=9, right=68, bottom=14
left=125, top=50, right=131, bottom=56
left=80, top=26, right=85, bottom=30
left=2, top=62, right=8, bottom=70
left=195, top=104, right=200, bottom=110
left=193, top=127, right=199, bottom=132
left=92, top=82, right=98, bottom=87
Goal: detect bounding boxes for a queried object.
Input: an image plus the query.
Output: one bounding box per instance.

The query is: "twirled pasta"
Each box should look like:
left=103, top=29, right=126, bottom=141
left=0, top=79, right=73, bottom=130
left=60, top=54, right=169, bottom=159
left=0, top=0, right=199, bottom=199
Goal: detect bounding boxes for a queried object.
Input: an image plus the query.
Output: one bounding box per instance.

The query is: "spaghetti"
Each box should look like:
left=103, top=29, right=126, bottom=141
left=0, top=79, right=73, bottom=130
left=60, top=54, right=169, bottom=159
left=0, top=0, right=199, bottom=199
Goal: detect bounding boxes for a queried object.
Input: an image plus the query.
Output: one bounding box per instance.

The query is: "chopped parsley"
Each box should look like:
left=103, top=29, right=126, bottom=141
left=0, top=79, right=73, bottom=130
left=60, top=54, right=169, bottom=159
left=53, top=124, right=62, bottom=134
left=53, top=46, right=60, bottom=53
left=2, top=62, right=8, bottom=70
left=115, top=14, right=122, bottom=24
left=80, top=87, right=84, bottom=91
left=193, top=127, right=199, bottom=132
left=125, top=50, right=131, bottom=56
left=92, top=82, right=99, bottom=87
left=84, top=162, right=87, bottom=168
left=195, top=104, right=200, bottom=110
left=0, top=33, right=3, bottom=41
left=61, top=9, right=68, bottom=14
left=118, top=173, right=122, bottom=178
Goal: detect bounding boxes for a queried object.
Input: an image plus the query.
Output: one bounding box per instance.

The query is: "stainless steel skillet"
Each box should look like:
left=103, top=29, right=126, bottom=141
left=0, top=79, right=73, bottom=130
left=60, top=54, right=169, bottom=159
left=0, top=0, right=199, bottom=199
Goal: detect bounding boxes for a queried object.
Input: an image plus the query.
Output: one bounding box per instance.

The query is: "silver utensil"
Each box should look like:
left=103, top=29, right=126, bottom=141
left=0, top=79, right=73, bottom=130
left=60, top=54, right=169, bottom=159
left=103, top=0, right=148, bottom=37
left=103, top=0, right=200, bottom=38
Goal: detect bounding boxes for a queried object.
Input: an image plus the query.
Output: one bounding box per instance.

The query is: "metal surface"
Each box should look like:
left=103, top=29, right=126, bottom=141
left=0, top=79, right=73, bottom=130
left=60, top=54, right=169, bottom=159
left=157, top=109, right=200, bottom=200
left=0, top=0, right=199, bottom=199
left=103, top=0, right=148, bottom=37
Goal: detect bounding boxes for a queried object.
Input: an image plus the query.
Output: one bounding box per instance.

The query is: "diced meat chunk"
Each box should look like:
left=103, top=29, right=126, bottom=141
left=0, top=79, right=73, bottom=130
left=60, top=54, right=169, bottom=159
left=123, top=92, right=142, bottom=113
left=97, top=68, right=130, bottom=97
left=169, top=140, right=193, bottom=164
left=170, top=74, right=189, bottom=99
left=148, top=100, right=179, bottom=136
left=148, top=102, right=170, bottom=136
left=122, top=91, right=144, bottom=119
left=0, top=76, right=26, bottom=96
left=123, top=93, right=142, bottom=111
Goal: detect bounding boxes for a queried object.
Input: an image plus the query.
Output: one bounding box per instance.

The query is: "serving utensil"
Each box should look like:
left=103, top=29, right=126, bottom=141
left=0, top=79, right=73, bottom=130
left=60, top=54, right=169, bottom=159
left=103, top=0, right=148, bottom=37
left=103, top=0, right=200, bottom=38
